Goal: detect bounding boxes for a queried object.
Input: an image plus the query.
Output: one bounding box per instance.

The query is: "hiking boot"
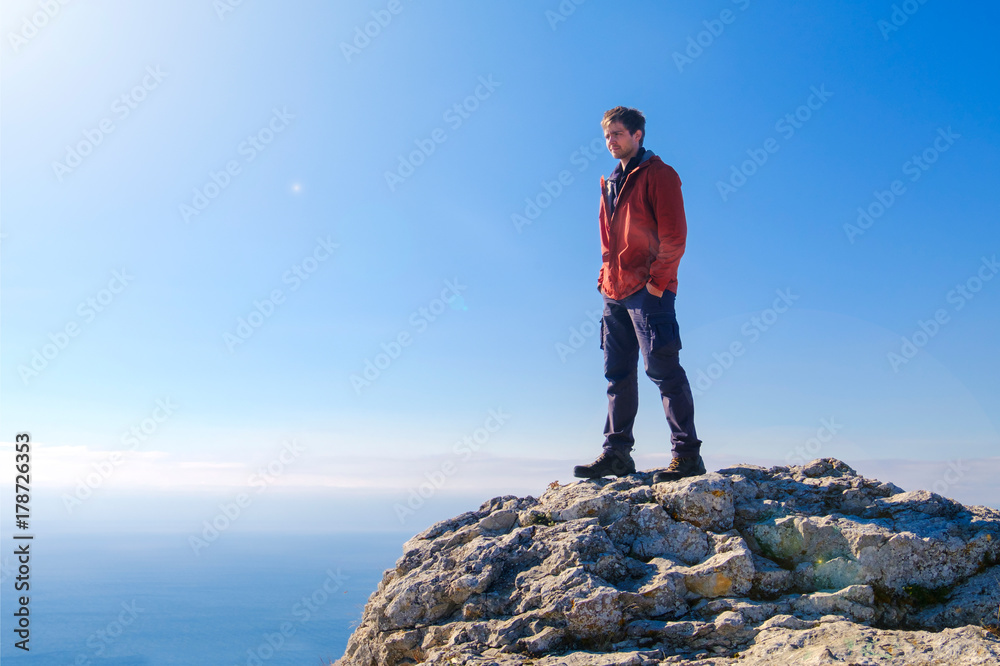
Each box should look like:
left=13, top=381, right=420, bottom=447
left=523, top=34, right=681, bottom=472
left=652, top=455, right=706, bottom=483
left=573, top=449, right=636, bottom=479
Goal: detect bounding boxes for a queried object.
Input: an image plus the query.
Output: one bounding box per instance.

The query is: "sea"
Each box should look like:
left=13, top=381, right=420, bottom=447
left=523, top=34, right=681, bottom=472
left=0, top=531, right=408, bottom=665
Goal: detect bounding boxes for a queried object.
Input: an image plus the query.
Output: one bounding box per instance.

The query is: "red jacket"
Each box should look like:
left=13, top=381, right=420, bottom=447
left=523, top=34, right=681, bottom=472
left=598, top=151, right=687, bottom=299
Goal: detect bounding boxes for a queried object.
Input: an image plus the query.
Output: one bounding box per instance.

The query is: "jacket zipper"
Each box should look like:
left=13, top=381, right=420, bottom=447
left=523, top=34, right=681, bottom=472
left=609, top=159, right=647, bottom=228
left=604, top=160, right=649, bottom=294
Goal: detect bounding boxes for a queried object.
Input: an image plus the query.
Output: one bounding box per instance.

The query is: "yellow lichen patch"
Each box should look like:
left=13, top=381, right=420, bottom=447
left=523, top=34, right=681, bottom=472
left=687, top=573, right=733, bottom=598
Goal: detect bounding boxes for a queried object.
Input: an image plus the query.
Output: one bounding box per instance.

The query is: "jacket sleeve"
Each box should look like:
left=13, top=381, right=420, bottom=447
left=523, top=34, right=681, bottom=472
left=646, top=165, right=687, bottom=293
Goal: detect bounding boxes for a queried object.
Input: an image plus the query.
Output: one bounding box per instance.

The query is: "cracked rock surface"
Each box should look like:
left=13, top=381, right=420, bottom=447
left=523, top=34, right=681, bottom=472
left=335, top=459, right=1000, bottom=665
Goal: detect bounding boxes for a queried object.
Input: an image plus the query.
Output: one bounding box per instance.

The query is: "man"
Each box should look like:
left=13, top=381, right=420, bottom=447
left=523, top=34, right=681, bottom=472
left=573, top=106, right=705, bottom=483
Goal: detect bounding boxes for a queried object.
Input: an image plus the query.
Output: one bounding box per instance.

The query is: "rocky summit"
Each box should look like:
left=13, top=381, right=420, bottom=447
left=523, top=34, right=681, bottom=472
left=336, top=459, right=1000, bottom=665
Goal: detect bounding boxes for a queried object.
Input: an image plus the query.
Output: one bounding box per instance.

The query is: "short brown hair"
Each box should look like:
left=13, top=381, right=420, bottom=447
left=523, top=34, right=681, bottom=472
left=601, top=106, right=645, bottom=146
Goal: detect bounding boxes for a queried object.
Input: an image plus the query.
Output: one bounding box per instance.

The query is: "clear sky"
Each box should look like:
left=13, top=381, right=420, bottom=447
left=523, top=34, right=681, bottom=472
left=2, top=0, right=998, bottom=536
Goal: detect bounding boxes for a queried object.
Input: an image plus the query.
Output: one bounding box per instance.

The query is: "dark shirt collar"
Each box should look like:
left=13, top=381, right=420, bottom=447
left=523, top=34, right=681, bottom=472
left=610, top=146, right=646, bottom=184
left=606, top=147, right=646, bottom=217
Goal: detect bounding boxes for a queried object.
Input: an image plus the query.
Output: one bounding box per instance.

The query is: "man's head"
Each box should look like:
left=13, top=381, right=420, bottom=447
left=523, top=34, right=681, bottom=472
left=602, top=106, right=645, bottom=162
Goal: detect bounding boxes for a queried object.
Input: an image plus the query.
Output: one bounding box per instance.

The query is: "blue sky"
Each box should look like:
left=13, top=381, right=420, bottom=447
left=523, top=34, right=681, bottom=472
left=2, top=0, right=998, bottom=536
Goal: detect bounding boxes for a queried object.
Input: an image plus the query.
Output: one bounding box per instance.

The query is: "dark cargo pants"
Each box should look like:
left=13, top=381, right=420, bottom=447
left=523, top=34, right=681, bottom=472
left=600, top=286, right=701, bottom=457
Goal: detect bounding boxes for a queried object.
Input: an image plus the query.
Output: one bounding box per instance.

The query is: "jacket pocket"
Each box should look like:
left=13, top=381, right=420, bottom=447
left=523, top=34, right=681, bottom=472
left=646, top=312, right=682, bottom=353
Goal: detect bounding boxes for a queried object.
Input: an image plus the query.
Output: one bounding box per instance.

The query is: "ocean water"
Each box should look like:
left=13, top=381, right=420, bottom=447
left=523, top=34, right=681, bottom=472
left=0, top=531, right=407, bottom=665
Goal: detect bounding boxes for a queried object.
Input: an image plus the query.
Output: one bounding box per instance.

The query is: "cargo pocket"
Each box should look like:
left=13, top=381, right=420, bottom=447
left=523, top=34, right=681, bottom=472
left=647, top=312, right=682, bottom=353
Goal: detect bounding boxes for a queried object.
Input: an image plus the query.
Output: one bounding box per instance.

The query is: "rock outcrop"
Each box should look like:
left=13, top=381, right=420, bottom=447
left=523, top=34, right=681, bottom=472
left=336, top=459, right=1000, bottom=665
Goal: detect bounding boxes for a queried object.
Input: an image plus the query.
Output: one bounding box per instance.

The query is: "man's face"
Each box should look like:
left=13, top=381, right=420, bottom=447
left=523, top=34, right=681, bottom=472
left=604, top=121, right=642, bottom=162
